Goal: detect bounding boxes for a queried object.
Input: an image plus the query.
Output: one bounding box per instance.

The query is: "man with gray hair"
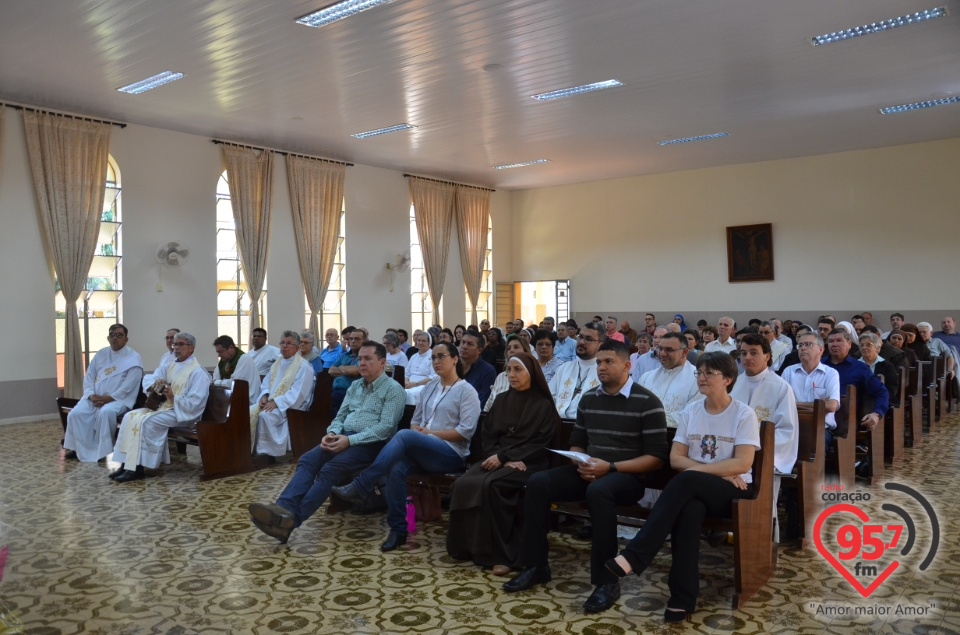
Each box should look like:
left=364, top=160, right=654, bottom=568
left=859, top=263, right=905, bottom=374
left=299, top=330, right=323, bottom=373
left=918, top=322, right=956, bottom=380
left=252, top=330, right=316, bottom=457
left=110, top=332, right=210, bottom=482
left=631, top=327, right=667, bottom=383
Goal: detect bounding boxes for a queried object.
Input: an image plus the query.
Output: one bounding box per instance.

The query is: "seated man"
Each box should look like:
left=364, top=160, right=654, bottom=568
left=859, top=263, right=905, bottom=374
left=553, top=322, right=577, bottom=363
left=64, top=324, right=143, bottom=462
left=252, top=331, right=315, bottom=456
left=759, top=321, right=790, bottom=371
left=504, top=340, right=668, bottom=613
left=247, top=327, right=281, bottom=377
left=248, top=341, right=406, bottom=543
left=619, top=320, right=638, bottom=346
left=781, top=332, right=841, bottom=446
left=154, top=328, right=179, bottom=372
left=110, top=332, right=210, bottom=482
left=604, top=316, right=626, bottom=343
left=549, top=322, right=605, bottom=418
left=729, top=333, right=798, bottom=542
left=704, top=317, right=736, bottom=354
left=639, top=332, right=699, bottom=428
left=918, top=322, right=956, bottom=379
left=822, top=328, right=888, bottom=447
left=329, top=330, right=364, bottom=412
left=298, top=330, right=324, bottom=373
left=212, top=335, right=261, bottom=404
left=458, top=329, right=497, bottom=406
left=631, top=327, right=665, bottom=383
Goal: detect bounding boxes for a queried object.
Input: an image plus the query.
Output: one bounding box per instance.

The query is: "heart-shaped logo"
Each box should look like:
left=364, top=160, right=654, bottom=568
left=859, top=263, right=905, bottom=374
left=813, top=504, right=900, bottom=598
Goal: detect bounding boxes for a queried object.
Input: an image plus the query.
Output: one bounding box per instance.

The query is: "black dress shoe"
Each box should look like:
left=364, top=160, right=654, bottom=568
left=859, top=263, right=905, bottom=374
left=380, top=531, right=408, bottom=552
left=114, top=469, right=145, bottom=483
left=64, top=450, right=78, bottom=460
left=582, top=582, right=620, bottom=614
left=251, top=517, right=293, bottom=544
left=108, top=464, right=127, bottom=479
left=664, top=607, right=691, bottom=623
left=332, top=482, right=368, bottom=506
left=248, top=503, right=296, bottom=530
left=502, top=565, right=551, bottom=593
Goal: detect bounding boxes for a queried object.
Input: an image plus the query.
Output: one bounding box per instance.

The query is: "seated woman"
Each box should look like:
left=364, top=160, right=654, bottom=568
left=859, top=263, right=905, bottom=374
left=484, top=334, right=530, bottom=412
left=453, top=324, right=466, bottom=347
left=447, top=352, right=558, bottom=575
left=333, top=341, right=481, bottom=552
left=482, top=327, right=506, bottom=367
left=701, top=325, right=718, bottom=349
left=604, top=352, right=760, bottom=623
left=405, top=332, right=437, bottom=403
left=533, top=329, right=562, bottom=383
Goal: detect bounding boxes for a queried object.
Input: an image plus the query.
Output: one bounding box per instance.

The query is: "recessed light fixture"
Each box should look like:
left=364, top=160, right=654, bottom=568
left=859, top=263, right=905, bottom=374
left=532, top=80, right=622, bottom=101
left=296, top=0, right=397, bottom=28
left=117, top=71, right=185, bottom=94
left=658, top=132, right=729, bottom=146
left=351, top=123, right=416, bottom=139
left=879, top=95, right=960, bottom=114
left=492, top=159, right=550, bottom=169
left=482, top=64, right=503, bottom=73
left=810, top=6, right=947, bottom=46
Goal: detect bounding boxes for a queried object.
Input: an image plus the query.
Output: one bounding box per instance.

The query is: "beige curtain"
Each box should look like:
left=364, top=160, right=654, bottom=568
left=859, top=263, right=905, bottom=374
left=409, top=177, right=457, bottom=325
left=222, top=145, right=274, bottom=333
left=455, top=185, right=491, bottom=325
left=286, top=155, right=345, bottom=336
left=24, top=111, right=111, bottom=398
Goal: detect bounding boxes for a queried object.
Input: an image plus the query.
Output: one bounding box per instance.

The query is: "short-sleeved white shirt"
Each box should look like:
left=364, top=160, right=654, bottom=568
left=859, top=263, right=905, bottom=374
left=674, top=398, right=761, bottom=483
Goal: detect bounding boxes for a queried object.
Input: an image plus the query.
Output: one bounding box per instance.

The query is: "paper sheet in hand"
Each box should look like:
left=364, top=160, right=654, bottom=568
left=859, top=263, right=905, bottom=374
left=549, top=449, right=593, bottom=463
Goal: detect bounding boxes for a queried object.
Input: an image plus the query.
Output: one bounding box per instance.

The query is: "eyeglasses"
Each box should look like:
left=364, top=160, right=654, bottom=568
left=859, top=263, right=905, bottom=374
left=655, top=346, right=683, bottom=354
left=108, top=332, right=125, bottom=338
left=692, top=370, right=725, bottom=378
left=430, top=354, right=451, bottom=361
left=797, top=342, right=819, bottom=349
left=577, top=334, right=600, bottom=343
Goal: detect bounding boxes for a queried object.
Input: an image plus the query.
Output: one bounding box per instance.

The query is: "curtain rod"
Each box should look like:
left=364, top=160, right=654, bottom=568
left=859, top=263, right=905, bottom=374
left=0, top=101, right=126, bottom=128
left=212, top=139, right=353, bottom=166
left=404, top=173, right=494, bottom=192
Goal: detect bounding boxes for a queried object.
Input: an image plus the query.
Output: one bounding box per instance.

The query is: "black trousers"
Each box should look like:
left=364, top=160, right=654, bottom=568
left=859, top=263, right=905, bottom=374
left=517, top=464, right=646, bottom=585
left=619, top=470, right=753, bottom=611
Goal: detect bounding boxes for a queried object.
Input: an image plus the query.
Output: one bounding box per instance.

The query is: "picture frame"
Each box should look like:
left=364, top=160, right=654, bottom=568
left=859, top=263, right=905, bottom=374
left=726, top=223, right=774, bottom=282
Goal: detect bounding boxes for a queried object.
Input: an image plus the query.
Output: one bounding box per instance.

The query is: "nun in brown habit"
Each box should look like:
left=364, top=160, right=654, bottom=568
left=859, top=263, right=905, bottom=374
left=446, top=352, right=559, bottom=573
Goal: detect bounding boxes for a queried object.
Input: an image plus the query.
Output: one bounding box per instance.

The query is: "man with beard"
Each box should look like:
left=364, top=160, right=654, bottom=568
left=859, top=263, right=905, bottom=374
left=548, top=321, right=605, bottom=418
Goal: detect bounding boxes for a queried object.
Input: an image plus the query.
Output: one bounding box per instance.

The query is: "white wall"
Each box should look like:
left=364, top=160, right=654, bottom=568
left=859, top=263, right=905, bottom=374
left=511, top=138, right=960, bottom=322
left=0, top=114, right=515, bottom=420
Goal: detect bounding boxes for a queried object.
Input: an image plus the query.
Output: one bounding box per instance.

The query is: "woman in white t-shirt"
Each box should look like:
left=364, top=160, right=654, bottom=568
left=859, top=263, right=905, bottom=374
left=604, top=351, right=761, bottom=623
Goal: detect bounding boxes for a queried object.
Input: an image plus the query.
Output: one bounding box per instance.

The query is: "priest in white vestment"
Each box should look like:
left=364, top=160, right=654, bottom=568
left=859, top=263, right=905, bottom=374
left=142, top=328, right=180, bottom=392
left=247, top=328, right=281, bottom=377
left=111, top=332, right=210, bottom=482
left=64, top=324, right=144, bottom=462
left=548, top=322, right=604, bottom=418
left=730, top=333, right=798, bottom=541
left=212, top=334, right=261, bottom=404
left=251, top=331, right=315, bottom=456
left=638, top=332, right=701, bottom=428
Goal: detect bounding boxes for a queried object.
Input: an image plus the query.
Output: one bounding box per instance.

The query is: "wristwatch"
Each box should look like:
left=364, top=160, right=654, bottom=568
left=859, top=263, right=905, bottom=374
left=609, top=461, right=618, bottom=473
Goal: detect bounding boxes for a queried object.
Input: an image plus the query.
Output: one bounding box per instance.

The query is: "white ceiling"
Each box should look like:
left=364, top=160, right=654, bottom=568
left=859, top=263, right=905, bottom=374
left=2, top=0, right=959, bottom=190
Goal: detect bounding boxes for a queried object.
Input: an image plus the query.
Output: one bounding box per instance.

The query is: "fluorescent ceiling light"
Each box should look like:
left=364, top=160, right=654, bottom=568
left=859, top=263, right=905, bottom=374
left=117, top=71, right=184, bottom=94
left=493, top=159, right=550, bottom=169
left=810, top=6, right=947, bottom=46
left=532, top=80, right=622, bottom=101
left=658, top=132, right=729, bottom=146
left=296, top=0, right=397, bottom=28
left=879, top=95, right=960, bottom=114
left=351, top=123, right=415, bottom=139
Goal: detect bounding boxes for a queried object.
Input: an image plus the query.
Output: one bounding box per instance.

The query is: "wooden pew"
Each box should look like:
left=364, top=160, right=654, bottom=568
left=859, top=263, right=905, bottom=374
left=169, top=380, right=256, bottom=480
left=935, top=356, right=947, bottom=424
left=288, top=372, right=334, bottom=461
left=552, top=420, right=777, bottom=609
left=857, top=386, right=884, bottom=486
left=904, top=363, right=923, bottom=447
left=57, top=389, right=147, bottom=438
left=792, top=400, right=826, bottom=549
left=920, top=360, right=936, bottom=434
left=835, top=386, right=857, bottom=490
left=884, top=368, right=906, bottom=464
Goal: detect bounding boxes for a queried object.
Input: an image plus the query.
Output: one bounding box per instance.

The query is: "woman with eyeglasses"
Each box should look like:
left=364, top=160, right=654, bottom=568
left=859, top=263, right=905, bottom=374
left=333, top=341, right=480, bottom=552
left=447, top=352, right=559, bottom=575
left=603, top=351, right=760, bottom=623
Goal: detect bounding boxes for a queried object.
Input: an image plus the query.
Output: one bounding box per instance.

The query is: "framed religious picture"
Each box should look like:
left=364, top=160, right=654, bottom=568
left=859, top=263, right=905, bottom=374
left=726, top=223, right=774, bottom=282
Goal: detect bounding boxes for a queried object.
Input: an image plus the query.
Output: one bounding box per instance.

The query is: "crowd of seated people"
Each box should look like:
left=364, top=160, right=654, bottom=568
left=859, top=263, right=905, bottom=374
left=61, top=310, right=959, bottom=621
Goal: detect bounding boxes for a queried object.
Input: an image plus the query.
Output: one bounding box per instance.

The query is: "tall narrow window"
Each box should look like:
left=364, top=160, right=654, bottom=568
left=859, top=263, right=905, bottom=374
left=410, top=203, right=439, bottom=331
left=55, top=157, right=122, bottom=388
left=466, top=217, right=493, bottom=326
left=304, top=203, right=347, bottom=333
left=216, top=171, right=265, bottom=348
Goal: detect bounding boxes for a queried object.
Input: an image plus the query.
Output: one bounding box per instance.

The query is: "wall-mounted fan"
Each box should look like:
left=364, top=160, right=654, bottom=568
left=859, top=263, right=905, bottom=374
left=154, top=241, right=190, bottom=292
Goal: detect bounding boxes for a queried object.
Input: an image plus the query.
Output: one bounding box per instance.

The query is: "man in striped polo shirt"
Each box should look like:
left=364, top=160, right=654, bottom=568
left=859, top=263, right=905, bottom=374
left=503, top=339, right=669, bottom=614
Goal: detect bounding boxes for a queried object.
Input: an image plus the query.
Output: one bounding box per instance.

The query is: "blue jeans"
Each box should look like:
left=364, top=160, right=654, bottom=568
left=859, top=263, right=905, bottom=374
left=352, top=429, right=465, bottom=533
left=277, top=441, right=385, bottom=526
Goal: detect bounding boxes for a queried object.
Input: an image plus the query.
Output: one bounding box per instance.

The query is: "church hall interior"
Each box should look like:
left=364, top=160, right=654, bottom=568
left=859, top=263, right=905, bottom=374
left=1, top=0, right=960, bottom=633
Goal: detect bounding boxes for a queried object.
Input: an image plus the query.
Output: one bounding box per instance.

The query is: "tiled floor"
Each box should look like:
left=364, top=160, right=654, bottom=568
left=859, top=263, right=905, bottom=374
left=0, top=415, right=957, bottom=634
